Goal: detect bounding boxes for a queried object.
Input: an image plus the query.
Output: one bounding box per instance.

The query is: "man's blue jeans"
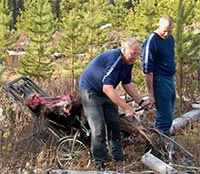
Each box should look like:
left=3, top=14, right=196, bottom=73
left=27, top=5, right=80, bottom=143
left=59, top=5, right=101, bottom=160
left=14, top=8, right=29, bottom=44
left=80, top=90, right=123, bottom=164
left=153, top=75, right=176, bottom=135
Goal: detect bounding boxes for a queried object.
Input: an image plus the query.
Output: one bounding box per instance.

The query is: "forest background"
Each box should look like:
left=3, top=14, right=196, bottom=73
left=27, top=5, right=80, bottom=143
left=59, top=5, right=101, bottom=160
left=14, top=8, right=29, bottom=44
left=0, top=0, right=199, bottom=110
left=0, top=0, right=200, bottom=173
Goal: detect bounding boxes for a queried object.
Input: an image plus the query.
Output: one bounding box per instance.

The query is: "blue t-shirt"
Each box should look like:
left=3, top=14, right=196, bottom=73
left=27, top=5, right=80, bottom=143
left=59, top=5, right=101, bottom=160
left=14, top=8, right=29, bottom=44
left=142, top=32, right=176, bottom=76
left=79, top=48, right=133, bottom=94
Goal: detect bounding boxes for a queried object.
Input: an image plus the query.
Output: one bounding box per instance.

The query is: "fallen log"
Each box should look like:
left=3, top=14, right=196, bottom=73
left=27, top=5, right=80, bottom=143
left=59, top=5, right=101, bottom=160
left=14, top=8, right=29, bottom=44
left=47, top=170, right=118, bottom=174
left=170, top=109, right=200, bottom=134
left=7, top=49, right=25, bottom=56
left=140, top=150, right=177, bottom=174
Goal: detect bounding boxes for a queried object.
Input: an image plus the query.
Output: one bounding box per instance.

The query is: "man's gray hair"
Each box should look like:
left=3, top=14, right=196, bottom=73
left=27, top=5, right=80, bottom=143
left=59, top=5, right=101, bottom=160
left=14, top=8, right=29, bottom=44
left=121, top=37, right=140, bottom=49
left=159, top=15, right=174, bottom=27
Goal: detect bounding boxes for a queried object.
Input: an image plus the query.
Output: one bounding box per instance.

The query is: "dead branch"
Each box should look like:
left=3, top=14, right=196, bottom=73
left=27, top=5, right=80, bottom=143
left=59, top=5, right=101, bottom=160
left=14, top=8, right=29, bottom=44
left=170, top=163, right=200, bottom=171
left=120, top=116, right=153, bottom=145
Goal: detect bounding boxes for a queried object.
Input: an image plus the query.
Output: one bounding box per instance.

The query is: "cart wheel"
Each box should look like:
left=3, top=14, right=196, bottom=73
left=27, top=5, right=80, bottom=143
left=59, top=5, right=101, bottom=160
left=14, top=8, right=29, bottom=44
left=56, top=136, right=91, bottom=169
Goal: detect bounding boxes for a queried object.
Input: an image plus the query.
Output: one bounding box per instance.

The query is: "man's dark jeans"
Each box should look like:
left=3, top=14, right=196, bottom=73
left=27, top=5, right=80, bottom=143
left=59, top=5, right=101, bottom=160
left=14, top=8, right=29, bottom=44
left=80, top=90, right=124, bottom=164
left=153, top=75, right=176, bottom=135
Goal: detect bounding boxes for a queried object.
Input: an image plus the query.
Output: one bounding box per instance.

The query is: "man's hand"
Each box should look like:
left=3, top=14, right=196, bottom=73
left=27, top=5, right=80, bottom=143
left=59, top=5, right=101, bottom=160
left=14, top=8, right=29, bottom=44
left=141, top=99, right=150, bottom=106
left=149, top=95, right=156, bottom=109
left=124, top=106, right=135, bottom=120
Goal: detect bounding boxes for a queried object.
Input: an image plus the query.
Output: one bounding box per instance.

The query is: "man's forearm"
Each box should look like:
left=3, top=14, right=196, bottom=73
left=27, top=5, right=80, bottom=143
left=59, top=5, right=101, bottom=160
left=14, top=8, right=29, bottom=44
left=122, top=83, right=143, bottom=104
left=145, top=73, right=154, bottom=98
left=103, top=85, right=131, bottom=110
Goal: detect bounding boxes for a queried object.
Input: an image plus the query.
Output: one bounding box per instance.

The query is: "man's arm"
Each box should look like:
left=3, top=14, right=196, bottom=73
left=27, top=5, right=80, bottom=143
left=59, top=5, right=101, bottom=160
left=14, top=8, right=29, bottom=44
left=145, top=73, right=155, bottom=107
left=122, top=83, right=142, bottom=104
left=122, top=83, right=150, bottom=107
left=102, top=84, right=135, bottom=117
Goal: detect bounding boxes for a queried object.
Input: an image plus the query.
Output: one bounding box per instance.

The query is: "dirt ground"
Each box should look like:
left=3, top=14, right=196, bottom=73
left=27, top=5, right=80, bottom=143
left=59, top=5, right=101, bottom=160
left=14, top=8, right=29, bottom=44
left=0, top=69, right=200, bottom=173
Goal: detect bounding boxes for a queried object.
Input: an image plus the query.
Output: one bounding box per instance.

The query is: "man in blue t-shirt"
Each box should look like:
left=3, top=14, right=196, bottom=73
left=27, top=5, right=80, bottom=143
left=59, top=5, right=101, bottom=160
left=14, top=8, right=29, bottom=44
left=79, top=37, right=149, bottom=170
left=142, top=15, right=176, bottom=136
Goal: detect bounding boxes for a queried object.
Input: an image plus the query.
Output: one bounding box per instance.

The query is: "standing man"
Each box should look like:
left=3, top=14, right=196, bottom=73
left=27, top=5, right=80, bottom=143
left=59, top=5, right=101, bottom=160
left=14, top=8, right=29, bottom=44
left=79, top=37, right=149, bottom=170
left=142, top=15, right=176, bottom=136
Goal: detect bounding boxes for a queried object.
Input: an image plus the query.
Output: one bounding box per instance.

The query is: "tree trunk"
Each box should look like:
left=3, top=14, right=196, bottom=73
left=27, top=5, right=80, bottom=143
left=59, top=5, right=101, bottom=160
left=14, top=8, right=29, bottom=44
left=108, top=0, right=115, bottom=6
left=197, top=57, right=200, bottom=91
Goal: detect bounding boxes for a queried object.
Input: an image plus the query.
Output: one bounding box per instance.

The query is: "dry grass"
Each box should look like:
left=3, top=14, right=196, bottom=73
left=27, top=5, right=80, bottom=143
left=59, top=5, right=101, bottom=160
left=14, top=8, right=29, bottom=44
left=0, top=73, right=200, bottom=173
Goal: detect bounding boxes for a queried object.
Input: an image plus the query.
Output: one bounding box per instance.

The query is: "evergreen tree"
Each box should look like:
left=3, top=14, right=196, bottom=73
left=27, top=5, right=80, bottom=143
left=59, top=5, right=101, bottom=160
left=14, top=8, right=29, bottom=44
left=175, top=0, right=200, bottom=110
left=107, top=0, right=129, bottom=41
left=57, top=0, right=87, bottom=94
left=49, top=0, right=61, bottom=20
left=82, top=0, right=113, bottom=57
left=8, top=0, right=24, bottom=29
left=0, top=0, right=17, bottom=60
left=57, top=0, right=112, bottom=93
left=17, top=0, right=57, bottom=79
left=194, top=0, right=200, bottom=91
left=124, top=0, right=177, bottom=41
left=0, top=0, right=18, bottom=83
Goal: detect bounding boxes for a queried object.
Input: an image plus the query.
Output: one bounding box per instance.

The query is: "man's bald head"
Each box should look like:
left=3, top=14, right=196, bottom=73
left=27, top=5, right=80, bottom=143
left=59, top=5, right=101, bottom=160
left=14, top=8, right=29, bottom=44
left=157, top=15, right=174, bottom=39
left=159, top=15, right=174, bottom=28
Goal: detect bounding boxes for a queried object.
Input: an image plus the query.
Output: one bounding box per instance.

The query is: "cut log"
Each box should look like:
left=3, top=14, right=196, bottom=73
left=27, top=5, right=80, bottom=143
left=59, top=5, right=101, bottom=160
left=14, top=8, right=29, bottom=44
left=140, top=150, right=177, bottom=174
left=48, top=170, right=116, bottom=174
left=170, top=109, right=200, bottom=134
